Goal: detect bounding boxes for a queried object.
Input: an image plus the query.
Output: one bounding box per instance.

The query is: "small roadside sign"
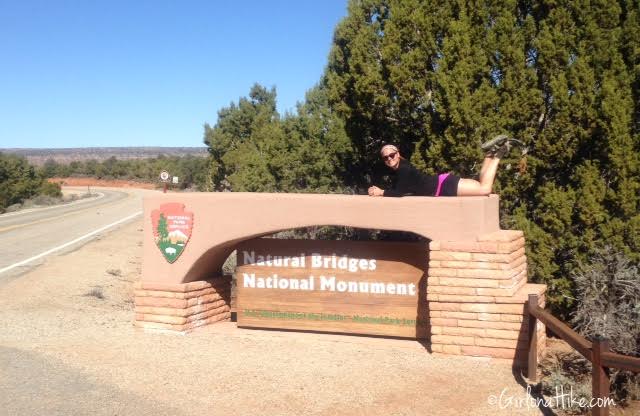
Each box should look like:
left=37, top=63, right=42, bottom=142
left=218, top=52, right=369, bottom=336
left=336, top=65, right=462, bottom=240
left=159, top=171, right=170, bottom=182
left=172, top=176, right=179, bottom=184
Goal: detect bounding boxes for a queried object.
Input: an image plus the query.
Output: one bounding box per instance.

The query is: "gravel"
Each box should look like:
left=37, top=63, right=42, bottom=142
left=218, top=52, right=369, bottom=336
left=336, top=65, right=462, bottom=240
left=0, top=220, right=544, bottom=415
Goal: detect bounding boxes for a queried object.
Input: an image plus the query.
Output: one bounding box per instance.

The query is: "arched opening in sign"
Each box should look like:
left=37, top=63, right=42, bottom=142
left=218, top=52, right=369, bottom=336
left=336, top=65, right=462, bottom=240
left=183, top=225, right=431, bottom=284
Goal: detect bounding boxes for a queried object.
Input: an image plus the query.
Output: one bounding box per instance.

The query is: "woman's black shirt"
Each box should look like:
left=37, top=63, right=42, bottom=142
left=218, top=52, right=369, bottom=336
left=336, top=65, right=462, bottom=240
left=383, top=159, right=438, bottom=197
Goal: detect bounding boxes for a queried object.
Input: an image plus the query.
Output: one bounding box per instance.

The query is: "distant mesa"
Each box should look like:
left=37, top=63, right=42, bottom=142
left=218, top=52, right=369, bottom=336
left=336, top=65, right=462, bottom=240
left=0, top=147, right=208, bottom=166
left=168, top=229, right=189, bottom=244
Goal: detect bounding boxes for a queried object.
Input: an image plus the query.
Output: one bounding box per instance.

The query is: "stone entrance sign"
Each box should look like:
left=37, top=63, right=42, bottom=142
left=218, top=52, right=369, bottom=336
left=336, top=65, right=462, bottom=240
left=135, top=192, right=546, bottom=367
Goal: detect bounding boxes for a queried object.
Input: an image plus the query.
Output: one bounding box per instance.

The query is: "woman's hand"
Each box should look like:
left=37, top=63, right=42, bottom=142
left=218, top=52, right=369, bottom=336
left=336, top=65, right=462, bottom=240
left=368, top=186, right=384, bottom=197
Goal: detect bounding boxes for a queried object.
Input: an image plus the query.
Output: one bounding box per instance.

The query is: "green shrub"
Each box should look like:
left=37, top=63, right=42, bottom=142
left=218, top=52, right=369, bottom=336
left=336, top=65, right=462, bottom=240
left=540, top=350, right=592, bottom=414
left=0, top=153, right=43, bottom=211
left=571, top=246, right=640, bottom=356
left=38, top=181, right=62, bottom=198
left=569, top=245, right=640, bottom=406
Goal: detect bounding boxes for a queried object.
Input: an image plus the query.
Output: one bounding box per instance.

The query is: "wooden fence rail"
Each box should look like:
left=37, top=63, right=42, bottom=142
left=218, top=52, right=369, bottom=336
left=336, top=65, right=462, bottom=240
left=526, top=294, right=640, bottom=416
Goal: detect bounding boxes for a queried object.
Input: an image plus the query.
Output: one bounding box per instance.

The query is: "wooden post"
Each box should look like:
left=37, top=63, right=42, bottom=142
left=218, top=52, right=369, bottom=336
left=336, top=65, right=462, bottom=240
left=592, top=338, right=610, bottom=416
left=527, top=294, right=538, bottom=382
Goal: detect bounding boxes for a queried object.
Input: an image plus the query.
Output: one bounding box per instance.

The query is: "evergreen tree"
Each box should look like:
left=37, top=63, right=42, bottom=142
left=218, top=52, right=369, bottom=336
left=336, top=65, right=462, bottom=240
left=203, top=84, right=350, bottom=193
left=158, top=213, right=169, bottom=241
left=195, top=0, right=639, bottom=316
left=325, top=0, right=393, bottom=189
left=0, top=153, right=55, bottom=212
left=203, top=84, right=279, bottom=191
left=324, top=0, right=640, bottom=315
left=280, top=85, right=352, bottom=192
left=41, top=158, right=59, bottom=178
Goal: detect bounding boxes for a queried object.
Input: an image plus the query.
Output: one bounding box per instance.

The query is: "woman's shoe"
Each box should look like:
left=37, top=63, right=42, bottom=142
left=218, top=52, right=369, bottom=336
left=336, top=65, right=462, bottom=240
left=482, top=135, right=527, bottom=157
left=506, top=138, right=526, bottom=149
left=494, top=140, right=529, bottom=160
left=494, top=142, right=512, bottom=159
left=481, top=134, right=510, bottom=153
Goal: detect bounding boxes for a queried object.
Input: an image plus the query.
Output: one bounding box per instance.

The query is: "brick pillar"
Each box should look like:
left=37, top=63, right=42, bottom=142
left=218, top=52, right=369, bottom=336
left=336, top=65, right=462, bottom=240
left=427, top=230, right=546, bottom=366
left=134, top=276, right=232, bottom=333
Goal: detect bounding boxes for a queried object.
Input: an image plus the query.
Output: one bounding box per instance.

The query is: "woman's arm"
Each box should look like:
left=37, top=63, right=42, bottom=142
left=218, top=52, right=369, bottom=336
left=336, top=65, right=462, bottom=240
left=368, top=170, right=408, bottom=197
left=367, top=183, right=404, bottom=197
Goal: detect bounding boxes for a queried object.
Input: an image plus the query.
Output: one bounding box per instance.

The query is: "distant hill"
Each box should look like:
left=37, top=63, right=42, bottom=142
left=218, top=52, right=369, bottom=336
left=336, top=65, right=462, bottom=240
left=0, top=147, right=209, bottom=166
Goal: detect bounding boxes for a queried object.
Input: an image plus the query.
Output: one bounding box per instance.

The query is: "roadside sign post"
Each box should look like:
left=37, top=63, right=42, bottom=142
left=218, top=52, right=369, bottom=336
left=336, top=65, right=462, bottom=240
left=159, top=170, right=170, bottom=193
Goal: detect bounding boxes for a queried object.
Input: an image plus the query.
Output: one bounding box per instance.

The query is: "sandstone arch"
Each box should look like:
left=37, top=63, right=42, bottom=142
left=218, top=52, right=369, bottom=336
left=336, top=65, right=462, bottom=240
left=142, top=192, right=500, bottom=284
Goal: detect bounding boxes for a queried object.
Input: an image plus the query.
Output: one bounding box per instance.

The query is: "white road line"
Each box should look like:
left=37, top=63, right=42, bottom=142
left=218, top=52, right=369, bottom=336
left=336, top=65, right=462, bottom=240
left=0, top=211, right=143, bottom=275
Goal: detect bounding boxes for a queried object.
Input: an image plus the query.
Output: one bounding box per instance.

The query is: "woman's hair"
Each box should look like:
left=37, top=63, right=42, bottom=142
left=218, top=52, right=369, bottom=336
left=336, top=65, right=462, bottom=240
left=380, top=144, right=399, bottom=155
left=380, top=143, right=405, bottom=160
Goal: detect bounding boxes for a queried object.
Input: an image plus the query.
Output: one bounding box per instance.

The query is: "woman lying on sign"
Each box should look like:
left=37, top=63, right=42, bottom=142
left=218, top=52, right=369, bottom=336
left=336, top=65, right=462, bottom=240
left=367, top=135, right=525, bottom=197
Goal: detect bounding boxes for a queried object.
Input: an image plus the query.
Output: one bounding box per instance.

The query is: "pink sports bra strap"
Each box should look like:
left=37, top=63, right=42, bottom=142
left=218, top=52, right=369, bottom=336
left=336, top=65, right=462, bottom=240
left=435, top=173, right=450, bottom=197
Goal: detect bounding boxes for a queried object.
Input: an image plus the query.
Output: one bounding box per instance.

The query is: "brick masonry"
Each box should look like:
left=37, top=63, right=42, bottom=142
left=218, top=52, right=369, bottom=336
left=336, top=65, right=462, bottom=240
left=134, top=276, right=232, bottom=333
left=428, top=230, right=546, bottom=365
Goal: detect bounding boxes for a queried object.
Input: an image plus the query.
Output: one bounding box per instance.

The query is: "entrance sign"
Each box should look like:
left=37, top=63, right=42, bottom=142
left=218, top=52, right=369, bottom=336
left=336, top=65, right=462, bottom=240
left=151, top=202, right=194, bottom=263
left=138, top=193, right=544, bottom=365
left=236, top=239, right=428, bottom=338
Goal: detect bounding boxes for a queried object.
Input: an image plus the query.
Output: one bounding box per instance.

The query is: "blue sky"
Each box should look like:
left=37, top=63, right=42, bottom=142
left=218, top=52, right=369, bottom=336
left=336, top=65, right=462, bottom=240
left=0, top=1, right=347, bottom=148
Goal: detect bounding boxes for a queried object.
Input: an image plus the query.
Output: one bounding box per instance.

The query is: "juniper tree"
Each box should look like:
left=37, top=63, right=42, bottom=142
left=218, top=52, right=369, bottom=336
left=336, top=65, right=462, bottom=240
left=325, top=0, right=394, bottom=189
left=0, top=153, right=47, bottom=211
left=200, top=0, right=639, bottom=315
left=203, top=84, right=279, bottom=191
left=324, top=0, right=640, bottom=315
left=509, top=0, right=640, bottom=313
left=279, top=85, right=352, bottom=192
left=203, top=84, right=350, bottom=193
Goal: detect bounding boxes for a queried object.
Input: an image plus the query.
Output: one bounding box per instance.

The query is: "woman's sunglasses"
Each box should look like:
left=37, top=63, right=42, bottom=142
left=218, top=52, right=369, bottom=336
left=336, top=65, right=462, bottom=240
left=382, top=152, right=397, bottom=161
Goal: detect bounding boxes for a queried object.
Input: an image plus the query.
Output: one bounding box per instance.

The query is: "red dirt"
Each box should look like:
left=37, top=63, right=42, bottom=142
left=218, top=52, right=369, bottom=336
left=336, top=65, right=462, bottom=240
left=49, top=177, right=157, bottom=189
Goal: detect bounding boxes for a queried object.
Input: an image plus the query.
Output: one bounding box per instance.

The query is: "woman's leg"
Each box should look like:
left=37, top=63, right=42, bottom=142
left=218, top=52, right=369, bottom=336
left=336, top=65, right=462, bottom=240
left=456, top=156, right=500, bottom=196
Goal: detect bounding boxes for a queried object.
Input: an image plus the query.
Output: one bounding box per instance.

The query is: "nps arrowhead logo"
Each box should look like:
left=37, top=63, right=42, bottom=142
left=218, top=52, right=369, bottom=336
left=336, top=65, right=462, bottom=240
left=151, top=203, right=194, bottom=263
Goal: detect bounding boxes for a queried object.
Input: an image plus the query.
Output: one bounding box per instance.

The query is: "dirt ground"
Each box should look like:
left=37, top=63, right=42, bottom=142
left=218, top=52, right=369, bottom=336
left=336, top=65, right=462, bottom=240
left=1, top=217, right=635, bottom=415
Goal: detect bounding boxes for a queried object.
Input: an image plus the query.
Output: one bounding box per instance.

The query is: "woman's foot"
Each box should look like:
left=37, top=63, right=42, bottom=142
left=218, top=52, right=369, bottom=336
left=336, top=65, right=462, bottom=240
left=494, top=142, right=512, bottom=158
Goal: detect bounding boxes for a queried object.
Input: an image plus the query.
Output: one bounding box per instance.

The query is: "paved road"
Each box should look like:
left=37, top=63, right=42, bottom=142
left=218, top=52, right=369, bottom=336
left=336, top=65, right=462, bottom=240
left=0, top=187, right=154, bottom=282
